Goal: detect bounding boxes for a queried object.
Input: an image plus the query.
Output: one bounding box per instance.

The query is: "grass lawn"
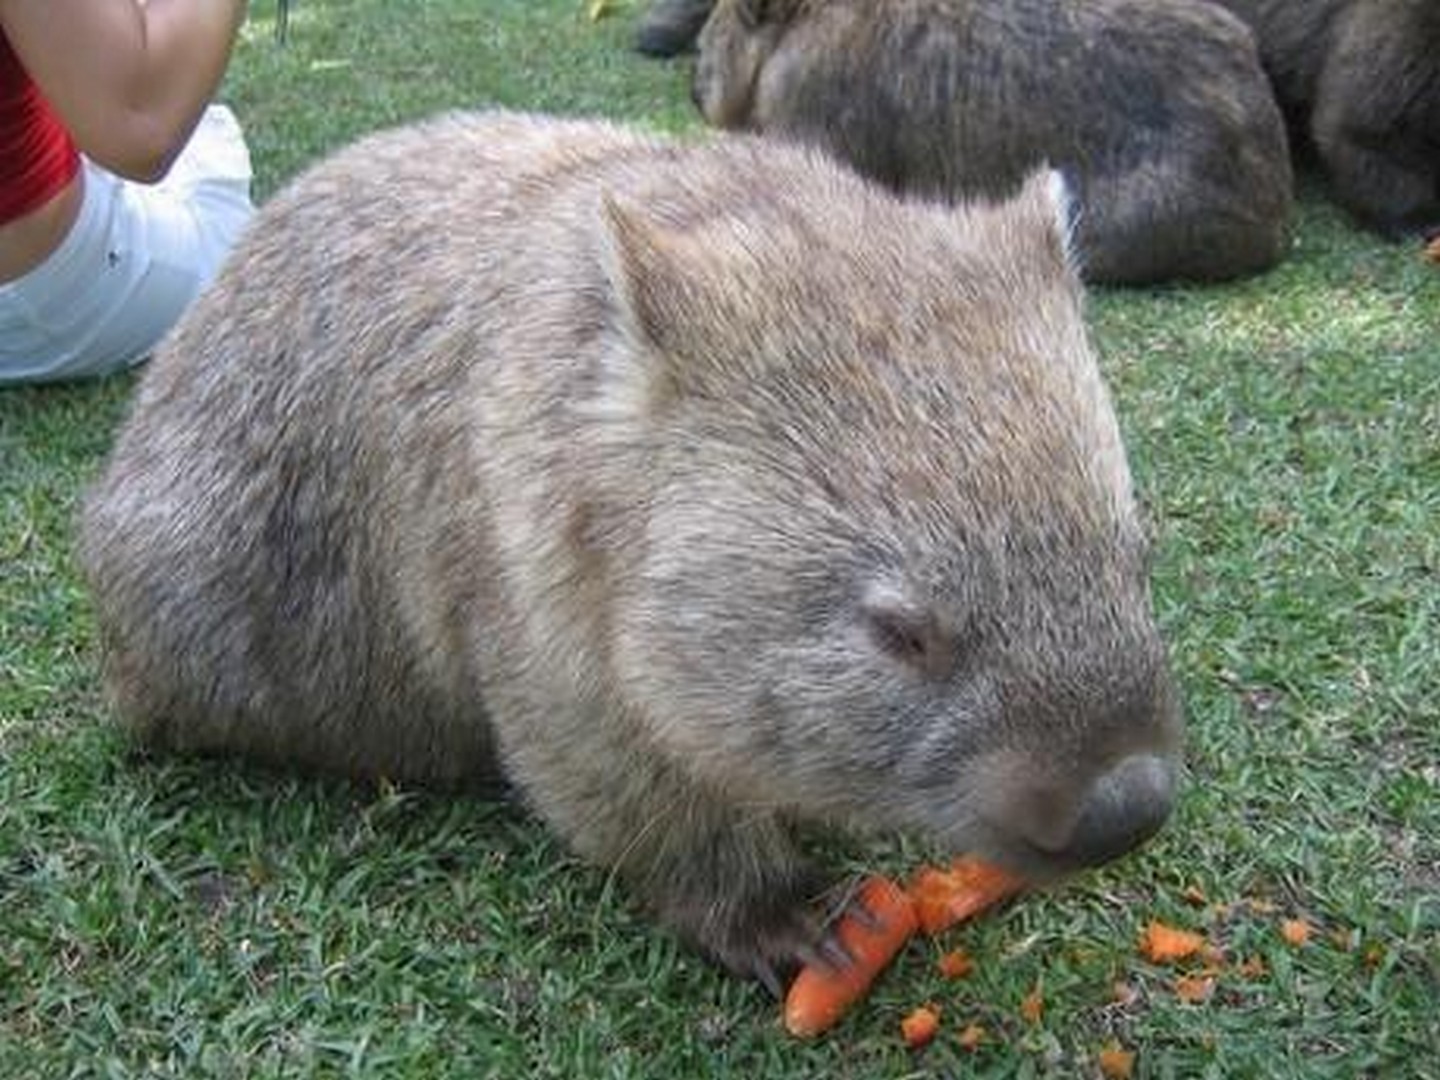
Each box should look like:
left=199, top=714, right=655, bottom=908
left=2, top=1, right=1436, bottom=1075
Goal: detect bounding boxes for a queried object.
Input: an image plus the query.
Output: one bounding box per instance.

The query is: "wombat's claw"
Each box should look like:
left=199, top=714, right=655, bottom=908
left=754, top=958, right=786, bottom=1001
left=796, top=929, right=854, bottom=973
left=702, top=899, right=845, bottom=994
left=833, top=889, right=883, bottom=932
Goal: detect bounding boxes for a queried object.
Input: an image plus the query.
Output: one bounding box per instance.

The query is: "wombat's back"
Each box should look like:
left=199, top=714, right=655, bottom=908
left=86, top=108, right=1038, bottom=785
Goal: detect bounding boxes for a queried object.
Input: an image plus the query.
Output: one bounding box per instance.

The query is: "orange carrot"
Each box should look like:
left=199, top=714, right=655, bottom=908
left=909, top=856, right=1026, bottom=935
left=956, top=1022, right=986, bottom=1052
left=1020, top=986, right=1044, bottom=1024
left=1097, top=1042, right=1137, bottom=1079
left=936, top=948, right=974, bottom=979
left=899, top=1005, right=941, bottom=1049
left=1174, top=973, right=1217, bottom=1004
left=1280, top=918, right=1312, bottom=947
left=783, top=876, right=919, bottom=1037
left=1138, top=920, right=1206, bottom=963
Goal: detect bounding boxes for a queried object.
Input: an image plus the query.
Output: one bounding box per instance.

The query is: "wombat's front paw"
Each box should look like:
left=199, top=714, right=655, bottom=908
left=677, top=880, right=857, bottom=998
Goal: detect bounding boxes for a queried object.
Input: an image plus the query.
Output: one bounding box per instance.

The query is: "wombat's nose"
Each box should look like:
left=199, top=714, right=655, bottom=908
left=1044, top=754, right=1177, bottom=867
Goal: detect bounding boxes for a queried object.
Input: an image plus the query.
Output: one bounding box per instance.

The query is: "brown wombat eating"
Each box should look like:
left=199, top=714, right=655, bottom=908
left=80, top=110, right=1184, bottom=988
left=690, top=0, right=1294, bottom=286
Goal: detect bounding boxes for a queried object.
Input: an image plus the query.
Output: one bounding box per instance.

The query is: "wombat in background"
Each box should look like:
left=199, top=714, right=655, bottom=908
left=81, top=110, right=1183, bottom=987
left=692, top=0, right=1293, bottom=286
left=1212, top=0, right=1440, bottom=238
left=634, top=0, right=715, bottom=56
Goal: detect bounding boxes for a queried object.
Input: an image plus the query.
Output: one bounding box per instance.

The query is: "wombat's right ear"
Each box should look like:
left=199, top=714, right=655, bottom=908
left=1012, top=167, right=1080, bottom=279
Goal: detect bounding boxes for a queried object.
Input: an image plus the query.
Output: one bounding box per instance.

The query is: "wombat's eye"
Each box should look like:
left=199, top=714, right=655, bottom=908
left=863, top=598, right=952, bottom=679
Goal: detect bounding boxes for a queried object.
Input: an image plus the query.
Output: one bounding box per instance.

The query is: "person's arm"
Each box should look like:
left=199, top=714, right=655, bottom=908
left=0, top=0, right=247, bottom=182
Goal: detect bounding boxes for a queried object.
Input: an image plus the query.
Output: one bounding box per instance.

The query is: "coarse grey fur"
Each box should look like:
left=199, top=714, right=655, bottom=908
left=1212, top=0, right=1440, bottom=238
left=692, top=0, right=1293, bottom=285
left=81, top=110, right=1183, bottom=986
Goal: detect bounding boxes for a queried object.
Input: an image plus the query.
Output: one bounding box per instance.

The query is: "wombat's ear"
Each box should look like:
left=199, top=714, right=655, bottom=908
left=1012, top=167, right=1081, bottom=279
left=598, top=194, right=707, bottom=383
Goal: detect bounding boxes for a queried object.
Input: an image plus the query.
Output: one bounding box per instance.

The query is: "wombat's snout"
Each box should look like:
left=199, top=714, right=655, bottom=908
left=1029, top=754, right=1178, bottom=869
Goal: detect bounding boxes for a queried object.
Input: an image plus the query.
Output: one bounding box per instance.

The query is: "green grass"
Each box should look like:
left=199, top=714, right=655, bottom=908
left=2, top=1, right=1437, bottom=1075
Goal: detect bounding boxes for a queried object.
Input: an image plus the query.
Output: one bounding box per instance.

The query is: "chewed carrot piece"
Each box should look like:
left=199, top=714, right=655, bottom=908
left=1097, top=1042, right=1137, bottom=1078
left=936, top=948, right=974, bottom=979
left=1237, top=954, right=1268, bottom=980
left=1020, top=986, right=1044, bottom=1024
left=909, top=856, right=1026, bottom=935
left=1174, top=973, right=1217, bottom=1004
left=1280, top=918, right=1312, bottom=947
left=1138, top=920, right=1206, bottom=963
left=783, top=876, right=919, bottom=1037
left=956, top=1022, right=986, bottom=1052
left=899, top=1005, right=941, bottom=1048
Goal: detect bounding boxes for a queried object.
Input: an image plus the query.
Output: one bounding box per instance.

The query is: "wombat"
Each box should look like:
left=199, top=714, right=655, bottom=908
left=1212, top=0, right=1440, bottom=238
left=634, top=0, right=715, bottom=56
left=692, top=0, right=1293, bottom=286
left=80, top=109, right=1184, bottom=987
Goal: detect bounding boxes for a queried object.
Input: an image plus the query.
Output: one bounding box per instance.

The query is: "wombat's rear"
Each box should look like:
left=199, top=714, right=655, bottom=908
left=81, top=110, right=1183, bottom=983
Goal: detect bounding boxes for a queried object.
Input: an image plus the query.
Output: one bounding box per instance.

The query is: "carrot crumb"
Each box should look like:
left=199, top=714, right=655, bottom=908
left=900, top=1005, right=940, bottom=1049
left=937, top=948, right=974, bottom=979
left=1174, top=973, right=1217, bottom=1004
left=956, top=1022, right=986, bottom=1052
left=1020, top=987, right=1044, bottom=1024
left=1097, top=1042, right=1136, bottom=1079
left=1237, top=954, right=1268, bottom=979
left=1139, top=920, right=1207, bottom=963
left=1280, top=918, right=1312, bottom=947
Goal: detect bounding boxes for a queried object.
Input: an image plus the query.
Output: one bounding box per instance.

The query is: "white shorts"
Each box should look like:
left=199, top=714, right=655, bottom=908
left=0, top=104, right=255, bottom=385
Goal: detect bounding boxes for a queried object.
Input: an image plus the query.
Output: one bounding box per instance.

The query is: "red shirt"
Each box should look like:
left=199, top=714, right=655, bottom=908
left=1, top=30, right=80, bottom=225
